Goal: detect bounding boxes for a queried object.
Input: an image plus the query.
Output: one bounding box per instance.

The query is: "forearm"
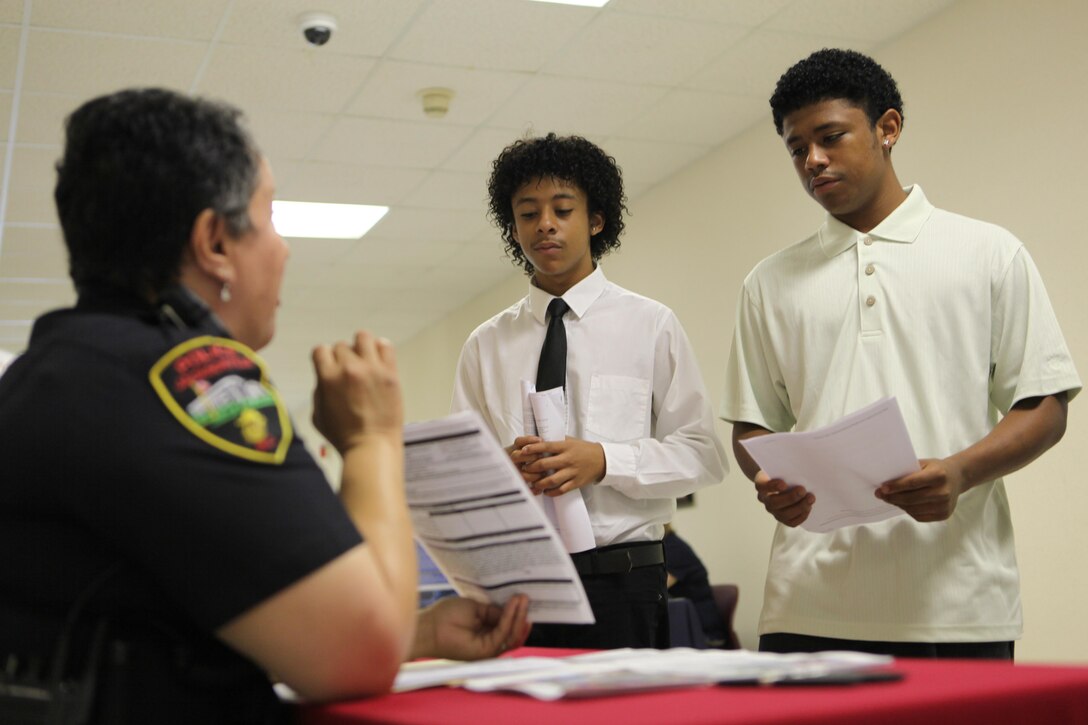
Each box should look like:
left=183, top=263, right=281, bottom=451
left=600, top=429, right=726, bottom=499
left=731, top=421, right=773, bottom=482
left=947, top=393, right=1068, bottom=492
left=339, top=432, right=418, bottom=639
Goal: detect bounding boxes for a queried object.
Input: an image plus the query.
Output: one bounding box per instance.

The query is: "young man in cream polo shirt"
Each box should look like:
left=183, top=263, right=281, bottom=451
left=720, top=49, right=1080, bottom=659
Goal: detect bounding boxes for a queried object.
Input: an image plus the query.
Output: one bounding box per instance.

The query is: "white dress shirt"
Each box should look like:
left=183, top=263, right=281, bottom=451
left=453, top=266, right=727, bottom=547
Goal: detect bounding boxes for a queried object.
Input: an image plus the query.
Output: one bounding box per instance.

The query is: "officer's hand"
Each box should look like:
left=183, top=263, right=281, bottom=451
left=311, top=331, right=403, bottom=453
left=755, top=470, right=813, bottom=527
left=410, top=595, right=531, bottom=661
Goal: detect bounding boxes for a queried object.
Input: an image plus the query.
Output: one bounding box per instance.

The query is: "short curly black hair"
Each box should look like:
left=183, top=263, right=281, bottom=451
left=487, top=133, right=627, bottom=275
left=55, top=88, right=260, bottom=297
left=770, top=48, right=904, bottom=136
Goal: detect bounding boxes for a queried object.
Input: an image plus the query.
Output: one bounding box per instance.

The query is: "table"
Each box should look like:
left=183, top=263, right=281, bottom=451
left=295, top=648, right=1088, bottom=725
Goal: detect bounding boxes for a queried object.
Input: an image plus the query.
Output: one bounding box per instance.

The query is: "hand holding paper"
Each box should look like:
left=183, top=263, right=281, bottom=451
left=874, top=456, right=966, bottom=522
left=520, top=381, right=596, bottom=553
left=740, top=397, right=920, bottom=533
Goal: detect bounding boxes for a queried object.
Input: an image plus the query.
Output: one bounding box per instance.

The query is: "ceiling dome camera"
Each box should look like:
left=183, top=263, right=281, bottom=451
left=298, top=12, right=337, bottom=47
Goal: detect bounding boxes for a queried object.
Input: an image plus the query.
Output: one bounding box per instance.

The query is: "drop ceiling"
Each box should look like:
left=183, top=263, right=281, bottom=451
left=0, top=0, right=956, bottom=411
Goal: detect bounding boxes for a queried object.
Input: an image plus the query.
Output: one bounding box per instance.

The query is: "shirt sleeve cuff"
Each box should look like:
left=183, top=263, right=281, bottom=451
left=599, top=441, right=637, bottom=488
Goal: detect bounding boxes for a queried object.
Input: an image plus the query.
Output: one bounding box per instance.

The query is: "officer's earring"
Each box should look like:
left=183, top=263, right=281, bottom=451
left=220, top=282, right=232, bottom=303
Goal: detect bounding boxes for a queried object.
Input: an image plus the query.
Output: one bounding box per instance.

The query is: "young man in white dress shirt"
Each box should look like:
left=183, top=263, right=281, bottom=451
left=721, top=49, right=1080, bottom=659
left=452, top=133, right=728, bottom=649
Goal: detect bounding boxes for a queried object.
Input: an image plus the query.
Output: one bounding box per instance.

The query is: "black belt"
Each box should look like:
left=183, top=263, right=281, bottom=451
left=571, top=542, right=664, bottom=576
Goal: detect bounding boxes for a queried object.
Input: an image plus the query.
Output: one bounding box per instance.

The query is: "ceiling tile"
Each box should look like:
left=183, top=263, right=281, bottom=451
left=435, top=239, right=516, bottom=274
left=0, top=224, right=66, bottom=276
left=765, top=0, right=957, bottom=40
left=280, top=236, right=356, bottom=265
left=245, top=109, right=335, bottom=162
left=684, top=28, right=860, bottom=96
left=28, top=0, right=230, bottom=40
left=22, top=30, right=206, bottom=96
left=598, top=136, right=710, bottom=186
left=388, top=0, right=596, bottom=72
left=541, top=11, right=749, bottom=87
left=399, top=170, right=489, bottom=212
left=0, top=1, right=24, bottom=23
left=608, top=0, right=794, bottom=26
left=336, top=236, right=466, bottom=268
left=4, top=145, right=62, bottom=224
left=12, top=91, right=77, bottom=146
left=0, top=91, right=11, bottom=140
left=441, top=126, right=527, bottom=174
left=488, top=75, right=669, bottom=138
left=273, top=160, right=428, bottom=206
left=618, top=89, right=768, bottom=147
left=196, top=43, right=376, bottom=114
left=363, top=207, right=488, bottom=243
left=0, top=276, right=72, bottom=304
left=310, top=115, right=473, bottom=168
left=0, top=26, right=22, bottom=89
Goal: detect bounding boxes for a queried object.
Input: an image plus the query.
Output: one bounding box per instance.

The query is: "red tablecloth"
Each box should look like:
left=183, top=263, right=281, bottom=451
left=295, top=648, right=1088, bottom=725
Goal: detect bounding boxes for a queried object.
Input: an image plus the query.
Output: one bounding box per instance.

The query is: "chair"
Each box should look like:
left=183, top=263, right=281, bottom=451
left=710, top=584, right=741, bottom=650
left=667, top=597, right=709, bottom=649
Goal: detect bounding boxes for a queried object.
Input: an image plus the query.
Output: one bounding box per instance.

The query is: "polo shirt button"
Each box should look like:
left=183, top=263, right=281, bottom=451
left=866, top=295, right=877, bottom=307
left=865, top=264, right=875, bottom=275
left=862, top=237, right=873, bottom=246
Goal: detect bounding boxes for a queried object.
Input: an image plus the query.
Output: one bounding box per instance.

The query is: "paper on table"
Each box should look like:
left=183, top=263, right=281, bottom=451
left=452, top=648, right=895, bottom=700
left=740, top=397, right=920, bottom=533
left=520, top=381, right=596, bottom=554
left=404, top=409, right=594, bottom=624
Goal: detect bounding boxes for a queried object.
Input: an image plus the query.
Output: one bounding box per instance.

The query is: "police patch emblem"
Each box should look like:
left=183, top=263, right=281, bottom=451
left=149, top=336, right=293, bottom=463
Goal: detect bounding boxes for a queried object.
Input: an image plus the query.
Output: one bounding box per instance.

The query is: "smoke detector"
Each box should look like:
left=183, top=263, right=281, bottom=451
left=418, top=87, right=454, bottom=119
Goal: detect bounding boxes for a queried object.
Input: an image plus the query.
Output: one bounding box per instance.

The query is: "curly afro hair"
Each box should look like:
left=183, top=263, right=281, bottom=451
left=487, top=133, right=627, bottom=275
left=770, top=48, right=904, bottom=136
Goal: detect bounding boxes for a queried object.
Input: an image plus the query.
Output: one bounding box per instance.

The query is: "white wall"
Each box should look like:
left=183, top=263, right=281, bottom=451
left=396, top=0, right=1087, bottom=663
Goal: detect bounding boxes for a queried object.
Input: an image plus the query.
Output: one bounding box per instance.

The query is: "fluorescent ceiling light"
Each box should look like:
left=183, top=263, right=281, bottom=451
left=272, top=201, right=389, bottom=239
left=528, top=0, right=610, bottom=7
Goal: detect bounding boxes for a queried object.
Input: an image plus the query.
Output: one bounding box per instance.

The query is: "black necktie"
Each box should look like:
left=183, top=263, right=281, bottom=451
left=536, top=298, right=570, bottom=392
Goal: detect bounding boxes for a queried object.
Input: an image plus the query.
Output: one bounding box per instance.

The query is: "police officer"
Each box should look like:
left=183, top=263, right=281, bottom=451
left=0, top=88, right=528, bottom=724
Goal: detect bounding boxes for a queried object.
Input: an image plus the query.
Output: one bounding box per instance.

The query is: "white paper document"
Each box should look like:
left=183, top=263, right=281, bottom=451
left=393, top=648, right=895, bottom=700
left=520, top=381, right=596, bottom=554
left=404, top=410, right=595, bottom=624
left=739, top=397, right=920, bottom=533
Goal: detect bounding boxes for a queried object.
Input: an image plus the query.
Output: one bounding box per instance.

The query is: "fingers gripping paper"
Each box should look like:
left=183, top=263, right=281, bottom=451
left=521, top=380, right=596, bottom=554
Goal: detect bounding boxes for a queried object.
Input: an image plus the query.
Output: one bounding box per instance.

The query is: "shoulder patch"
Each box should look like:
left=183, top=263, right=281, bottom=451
left=149, top=336, right=293, bottom=464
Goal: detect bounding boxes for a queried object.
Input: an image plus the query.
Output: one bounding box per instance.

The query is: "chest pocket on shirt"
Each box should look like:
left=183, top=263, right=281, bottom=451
left=585, top=374, right=651, bottom=442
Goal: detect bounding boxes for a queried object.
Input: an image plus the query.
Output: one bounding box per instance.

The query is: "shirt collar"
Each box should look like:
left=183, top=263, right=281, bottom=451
left=528, top=265, right=607, bottom=324
left=817, top=184, right=935, bottom=258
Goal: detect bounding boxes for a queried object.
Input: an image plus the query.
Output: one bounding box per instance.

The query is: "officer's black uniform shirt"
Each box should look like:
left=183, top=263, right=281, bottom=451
left=0, top=285, right=362, bottom=721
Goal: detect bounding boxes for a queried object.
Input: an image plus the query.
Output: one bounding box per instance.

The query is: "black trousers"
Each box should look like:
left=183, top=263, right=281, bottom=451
left=526, top=560, right=669, bottom=650
left=760, top=632, right=1014, bottom=660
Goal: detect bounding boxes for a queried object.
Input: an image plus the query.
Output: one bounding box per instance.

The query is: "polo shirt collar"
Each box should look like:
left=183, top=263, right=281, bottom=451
left=529, top=265, right=607, bottom=324
left=817, top=184, right=935, bottom=258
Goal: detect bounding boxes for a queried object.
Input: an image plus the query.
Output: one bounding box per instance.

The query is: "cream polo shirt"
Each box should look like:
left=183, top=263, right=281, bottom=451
left=453, top=266, right=727, bottom=547
left=721, top=185, right=1081, bottom=642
